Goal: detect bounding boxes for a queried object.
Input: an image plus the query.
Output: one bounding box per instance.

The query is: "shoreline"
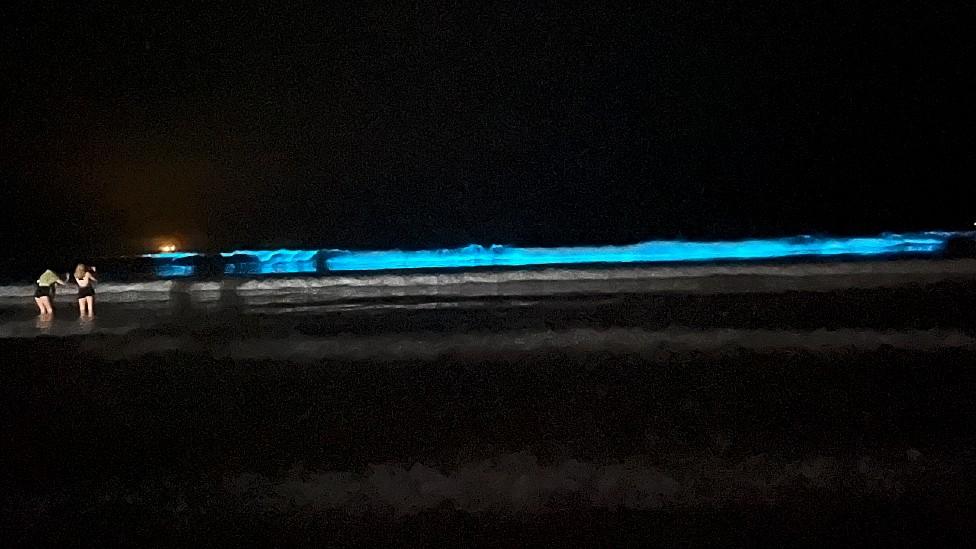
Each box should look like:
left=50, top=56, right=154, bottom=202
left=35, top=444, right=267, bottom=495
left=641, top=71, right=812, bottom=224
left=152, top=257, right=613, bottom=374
left=3, top=277, right=976, bottom=543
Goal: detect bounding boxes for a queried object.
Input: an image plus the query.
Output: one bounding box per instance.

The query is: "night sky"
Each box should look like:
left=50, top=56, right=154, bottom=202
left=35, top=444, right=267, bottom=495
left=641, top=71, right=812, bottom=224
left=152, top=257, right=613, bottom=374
left=2, top=2, right=974, bottom=258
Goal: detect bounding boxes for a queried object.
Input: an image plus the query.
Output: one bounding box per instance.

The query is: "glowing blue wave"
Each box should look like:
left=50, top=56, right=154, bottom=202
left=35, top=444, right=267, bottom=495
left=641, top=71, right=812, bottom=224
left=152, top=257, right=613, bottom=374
left=325, top=232, right=954, bottom=271
left=220, top=249, right=319, bottom=275
left=145, top=232, right=960, bottom=278
left=144, top=252, right=201, bottom=260
left=140, top=252, right=201, bottom=277
left=154, top=264, right=198, bottom=278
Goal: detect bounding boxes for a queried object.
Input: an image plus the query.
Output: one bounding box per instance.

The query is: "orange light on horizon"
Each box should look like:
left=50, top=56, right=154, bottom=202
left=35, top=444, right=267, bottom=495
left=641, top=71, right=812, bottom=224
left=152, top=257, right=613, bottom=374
left=159, top=244, right=178, bottom=253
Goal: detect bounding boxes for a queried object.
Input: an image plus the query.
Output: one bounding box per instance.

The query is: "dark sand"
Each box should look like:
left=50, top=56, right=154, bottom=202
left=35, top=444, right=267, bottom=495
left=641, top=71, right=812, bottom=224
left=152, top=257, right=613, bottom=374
left=2, top=282, right=976, bottom=545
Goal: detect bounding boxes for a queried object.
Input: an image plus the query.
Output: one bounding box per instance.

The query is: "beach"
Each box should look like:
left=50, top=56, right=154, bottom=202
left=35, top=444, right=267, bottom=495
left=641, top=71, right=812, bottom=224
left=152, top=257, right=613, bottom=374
left=2, top=262, right=975, bottom=545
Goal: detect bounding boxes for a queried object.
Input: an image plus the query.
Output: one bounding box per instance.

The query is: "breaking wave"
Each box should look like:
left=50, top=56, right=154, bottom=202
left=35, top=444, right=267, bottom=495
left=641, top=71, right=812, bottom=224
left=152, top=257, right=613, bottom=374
left=146, top=231, right=963, bottom=276
left=2, top=258, right=975, bottom=304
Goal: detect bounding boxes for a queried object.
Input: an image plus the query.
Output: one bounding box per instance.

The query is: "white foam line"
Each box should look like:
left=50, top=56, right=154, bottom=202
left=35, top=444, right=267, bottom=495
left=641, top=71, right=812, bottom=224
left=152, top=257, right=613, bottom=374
left=3, top=258, right=976, bottom=301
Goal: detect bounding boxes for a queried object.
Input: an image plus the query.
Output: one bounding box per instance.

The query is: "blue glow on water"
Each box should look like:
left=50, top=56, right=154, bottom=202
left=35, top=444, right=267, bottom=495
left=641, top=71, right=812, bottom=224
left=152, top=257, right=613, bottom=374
left=154, top=264, right=197, bottom=277
left=143, top=252, right=201, bottom=277
left=219, top=250, right=319, bottom=262
left=145, top=232, right=961, bottom=278
left=142, top=252, right=201, bottom=260
left=325, top=232, right=954, bottom=271
left=220, top=249, right=319, bottom=275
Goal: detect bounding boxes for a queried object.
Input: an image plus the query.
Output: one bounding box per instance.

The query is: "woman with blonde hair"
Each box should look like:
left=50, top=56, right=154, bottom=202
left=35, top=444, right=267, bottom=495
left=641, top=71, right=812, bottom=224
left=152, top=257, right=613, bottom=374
left=73, top=263, right=97, bottom=316
left=34, top=269, right=66, bottom=315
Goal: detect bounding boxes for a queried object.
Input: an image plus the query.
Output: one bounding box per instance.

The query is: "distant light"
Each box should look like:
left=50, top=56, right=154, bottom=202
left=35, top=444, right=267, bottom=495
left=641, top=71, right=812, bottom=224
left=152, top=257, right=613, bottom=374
left=159, top=244, right=178, bottom=253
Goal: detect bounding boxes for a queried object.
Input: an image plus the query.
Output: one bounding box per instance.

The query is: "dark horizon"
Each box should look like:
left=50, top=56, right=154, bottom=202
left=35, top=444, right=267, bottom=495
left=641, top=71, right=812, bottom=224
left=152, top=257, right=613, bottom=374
left=3, top=2, right=974, bottom=259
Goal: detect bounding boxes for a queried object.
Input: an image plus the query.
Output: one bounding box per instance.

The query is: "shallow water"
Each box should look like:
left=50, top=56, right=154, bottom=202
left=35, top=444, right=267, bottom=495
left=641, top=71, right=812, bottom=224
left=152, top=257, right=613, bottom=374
left=2, top=258, right=975, bottom=340
left=3, top=260, right=976, bottom=544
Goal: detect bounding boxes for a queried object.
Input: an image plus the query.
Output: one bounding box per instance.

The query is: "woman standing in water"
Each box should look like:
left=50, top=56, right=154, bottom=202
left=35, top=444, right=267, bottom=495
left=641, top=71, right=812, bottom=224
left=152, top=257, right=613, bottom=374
left=34, top=269, right=66, bottom=315
left=73, top=263, right=97, bottom=316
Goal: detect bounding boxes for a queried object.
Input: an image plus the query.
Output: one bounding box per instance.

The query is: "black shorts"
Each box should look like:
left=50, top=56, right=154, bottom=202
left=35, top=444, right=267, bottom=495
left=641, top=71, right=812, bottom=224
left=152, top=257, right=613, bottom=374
left=78, top=285, right=95, bottom=299
left=34, top=284, right=54, bottom=299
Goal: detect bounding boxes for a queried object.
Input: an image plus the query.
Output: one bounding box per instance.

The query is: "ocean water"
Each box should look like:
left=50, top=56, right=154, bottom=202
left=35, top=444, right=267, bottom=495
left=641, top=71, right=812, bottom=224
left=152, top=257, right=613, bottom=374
left=4, top=234, right=976, bottom=544
left=1, top=256, right=974, bottom=348
left=2, top=231, right=973, bottom=343
left=145, top=231, right=963, bottom=277
left=3, top=256, right=976, bottom=306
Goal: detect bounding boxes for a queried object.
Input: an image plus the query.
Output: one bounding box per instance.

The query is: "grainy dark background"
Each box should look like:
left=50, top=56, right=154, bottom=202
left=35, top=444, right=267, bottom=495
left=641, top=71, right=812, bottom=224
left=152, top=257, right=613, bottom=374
left=2, top=1, right=973, bottom=256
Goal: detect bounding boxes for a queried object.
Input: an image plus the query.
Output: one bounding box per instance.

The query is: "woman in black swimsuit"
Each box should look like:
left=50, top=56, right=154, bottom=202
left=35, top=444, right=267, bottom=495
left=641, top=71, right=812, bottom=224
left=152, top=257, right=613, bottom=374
left=73, top=263, right=97, bottom=316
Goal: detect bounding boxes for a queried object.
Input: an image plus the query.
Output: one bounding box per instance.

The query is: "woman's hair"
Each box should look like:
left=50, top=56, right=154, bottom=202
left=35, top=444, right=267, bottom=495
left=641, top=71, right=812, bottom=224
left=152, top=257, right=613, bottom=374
left=74, top=263, right=88, bottom=279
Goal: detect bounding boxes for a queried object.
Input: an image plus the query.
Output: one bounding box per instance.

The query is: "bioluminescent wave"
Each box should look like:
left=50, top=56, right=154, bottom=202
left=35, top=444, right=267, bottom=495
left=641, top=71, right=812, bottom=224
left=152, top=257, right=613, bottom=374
left=325, top=233, right=952, bottom=271
left=140, top=252, right=202, bottom=278
left=155, top=264, right=197, bottom=278
left=144, top=232, right=962, bottom=277
left=220, top=250, right=318, bottom=275
left=147, top=252, right=202, bottom=260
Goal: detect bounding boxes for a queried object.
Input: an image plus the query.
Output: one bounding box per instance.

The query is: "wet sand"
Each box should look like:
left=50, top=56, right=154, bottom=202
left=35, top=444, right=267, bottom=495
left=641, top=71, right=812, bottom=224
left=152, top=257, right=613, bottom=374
left=2, top=281, right=976, bottom=545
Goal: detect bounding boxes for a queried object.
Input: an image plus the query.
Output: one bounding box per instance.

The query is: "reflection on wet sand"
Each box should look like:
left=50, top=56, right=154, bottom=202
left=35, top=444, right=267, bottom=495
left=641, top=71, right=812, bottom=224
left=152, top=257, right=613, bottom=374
left=77, top=315, right=95, bottom=332
left=34, top=314, right=53, bottom=333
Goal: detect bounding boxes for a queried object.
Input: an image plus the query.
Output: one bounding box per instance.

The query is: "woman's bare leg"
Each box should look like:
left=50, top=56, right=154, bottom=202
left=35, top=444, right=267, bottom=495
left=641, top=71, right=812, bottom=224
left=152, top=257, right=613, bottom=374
left=82, top=296, right=94, bottom=316
left=39, top=296, right=53, bottom=314
left=35, top=297, right=45, bottom=314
